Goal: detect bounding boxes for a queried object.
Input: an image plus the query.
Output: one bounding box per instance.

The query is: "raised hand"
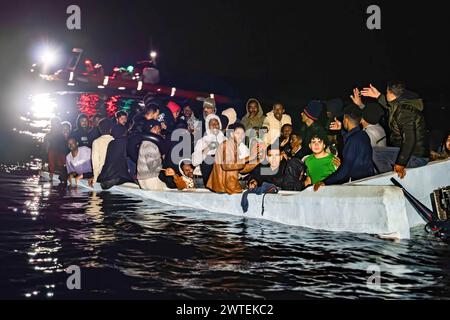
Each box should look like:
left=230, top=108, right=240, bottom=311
left=329, top=117, right=342, bottom=131
left=361, top=84, right=381, bottom=99
left=350, top=88, right=364, bottom=108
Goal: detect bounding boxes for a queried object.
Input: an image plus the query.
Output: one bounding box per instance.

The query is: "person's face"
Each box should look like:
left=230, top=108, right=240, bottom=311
left=259, top=128, right=268, bottom=138
left=386, top=88, right=397, bottom=102
left=118, top=115, right=128, bottom=126
left=79, top=118, right=88, bottom=129
left=273, top=104, right=284, bottom=121
left=209, top=119, right=220, bottom=134
left=93, top=117, right=101, bottom=127
left=290, top=135, right=302, bottom=148
left=343, top=115, right=350, bottom=131
left=281, top=125, right=292, bottom=139
left=62, top=124, right=71, bottom=136
left=68, top=139, right=78, bottom=151
left=182, top=164, right=194, bottom=178
left=309, top=138, right=325, bottom=154
left=145, top=110, right=159, bottom=120
left=183, top=106, right=193, bottom=119
left=204, top=107, right=215, bottom=117
left=248, top=102, right=259, bottom=117
left=301, top=112, right=308, bottom=124
left=233, top=128, right=246, bottom=144
left=446, top=135, right=450, bottom=152
left=268, top=150, right=281, bottom=168
left=248, top=179, right=258, bottom=190
left=151, top=125, right=161, bottom=135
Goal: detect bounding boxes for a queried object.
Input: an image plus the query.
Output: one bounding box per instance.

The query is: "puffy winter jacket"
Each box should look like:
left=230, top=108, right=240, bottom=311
left=378, top=91, right=428, bottom=166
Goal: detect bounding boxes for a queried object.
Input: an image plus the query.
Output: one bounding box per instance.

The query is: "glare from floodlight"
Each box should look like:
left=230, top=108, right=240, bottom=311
left=40, top=49, right=58, bottom=66
left=150, top=51, right=157, bottom=59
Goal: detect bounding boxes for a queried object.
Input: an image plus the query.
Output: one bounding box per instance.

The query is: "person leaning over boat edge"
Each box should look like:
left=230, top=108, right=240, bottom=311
left=66, top=137, right=93, bottom=187
left=314, top=104, right=374, bottom=191
left=207, top=123, right=265, bottom=195
left=361, top=81, right=429, bottom=178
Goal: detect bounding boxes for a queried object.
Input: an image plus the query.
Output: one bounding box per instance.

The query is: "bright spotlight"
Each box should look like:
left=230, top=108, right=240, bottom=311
left=150, top=51, right=157, bottom=59
left=40, top=49, right=58, bottom=66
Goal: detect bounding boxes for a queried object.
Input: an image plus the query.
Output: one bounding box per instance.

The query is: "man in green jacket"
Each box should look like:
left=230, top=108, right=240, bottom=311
left=361, top=81, right=429, bottom=178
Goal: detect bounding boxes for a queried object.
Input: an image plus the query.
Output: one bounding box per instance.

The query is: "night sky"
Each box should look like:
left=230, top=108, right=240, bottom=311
left=1, top=0, right=450, bottom=129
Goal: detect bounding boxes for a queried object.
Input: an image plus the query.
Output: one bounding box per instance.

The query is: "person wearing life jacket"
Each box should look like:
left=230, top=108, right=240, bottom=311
left=192, top=114, right=226, bottom=185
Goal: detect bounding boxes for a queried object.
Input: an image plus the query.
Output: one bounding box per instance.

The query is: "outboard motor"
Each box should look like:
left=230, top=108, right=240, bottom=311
left=392, top=178, right=450, bottom=242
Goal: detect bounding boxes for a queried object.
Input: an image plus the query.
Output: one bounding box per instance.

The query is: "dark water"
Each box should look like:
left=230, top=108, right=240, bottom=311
left=1, top=165, right=450, bottom=300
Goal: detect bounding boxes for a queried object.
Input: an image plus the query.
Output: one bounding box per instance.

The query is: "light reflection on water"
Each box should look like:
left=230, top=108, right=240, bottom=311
left=1, top=165, right=450, bottom=299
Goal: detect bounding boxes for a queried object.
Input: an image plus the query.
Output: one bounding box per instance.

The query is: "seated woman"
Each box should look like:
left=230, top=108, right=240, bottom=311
left=192, top=114, right=226, bottom=186
left=207, top=123, right=264, bottom=194
left=303, top=133, right=339, bottom=187
left=430, top=132, right=450, bottom=161
left=164, top=159, right=205, bottom=190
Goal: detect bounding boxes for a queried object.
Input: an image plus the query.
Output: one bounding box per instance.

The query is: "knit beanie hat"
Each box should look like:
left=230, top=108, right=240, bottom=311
left=304, top=100, right=323, bottom=121
left=362, top=102, right=384, bottom=125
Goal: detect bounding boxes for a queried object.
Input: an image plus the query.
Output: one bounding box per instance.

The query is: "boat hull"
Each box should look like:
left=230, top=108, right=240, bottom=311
left=39, top=172, right=411, bottom=239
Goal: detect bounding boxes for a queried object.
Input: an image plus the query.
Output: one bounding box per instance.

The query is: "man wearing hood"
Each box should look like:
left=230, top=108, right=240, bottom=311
left=70, top=114, right=92, bottom=148
left=361, top=81, right=428, bottom=178
left=241, top=99, right=265, bottom=131
left=97, top=125, right=134, bottom=190
left=262, top=103, right=292, bottom=146
left=192, top=114, right=226, bottom=185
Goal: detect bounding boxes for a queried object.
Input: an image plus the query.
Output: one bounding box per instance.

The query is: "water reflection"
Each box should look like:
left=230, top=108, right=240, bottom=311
left=1, top=166, right=450, bottom=299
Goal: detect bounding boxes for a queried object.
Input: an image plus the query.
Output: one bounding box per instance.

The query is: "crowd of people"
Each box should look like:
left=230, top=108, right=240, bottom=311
left=42, top=81, right=450, bottom=195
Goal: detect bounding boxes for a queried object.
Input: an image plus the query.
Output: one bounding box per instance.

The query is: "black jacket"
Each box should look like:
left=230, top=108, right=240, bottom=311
left=378, top=91, right=428, bottom=166
left=249, top=158, right=306, bottom=191
left=97, top=136, right=133, bottom=189
left=324, top=127, right=374, bottom=185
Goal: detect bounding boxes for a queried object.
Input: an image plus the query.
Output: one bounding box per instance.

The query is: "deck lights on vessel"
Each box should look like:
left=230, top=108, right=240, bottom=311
left=150, top=51, right=157, bottom=59
left=171, top=87, right=176, bottom=97
left=103, top=76, right=109, bottom=86
left=69, top=72, right=74, bottom=81
left=118, top=87, right=126, bottom=90
left=137, top=81, right=143, bottom=91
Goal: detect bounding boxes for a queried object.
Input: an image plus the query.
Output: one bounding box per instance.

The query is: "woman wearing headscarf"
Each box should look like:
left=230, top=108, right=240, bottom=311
left=192, top=114, right=226, bottom=185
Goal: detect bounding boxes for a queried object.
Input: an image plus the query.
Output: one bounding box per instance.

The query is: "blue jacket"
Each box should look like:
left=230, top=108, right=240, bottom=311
left=323, top=127, right=374, bottom=185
